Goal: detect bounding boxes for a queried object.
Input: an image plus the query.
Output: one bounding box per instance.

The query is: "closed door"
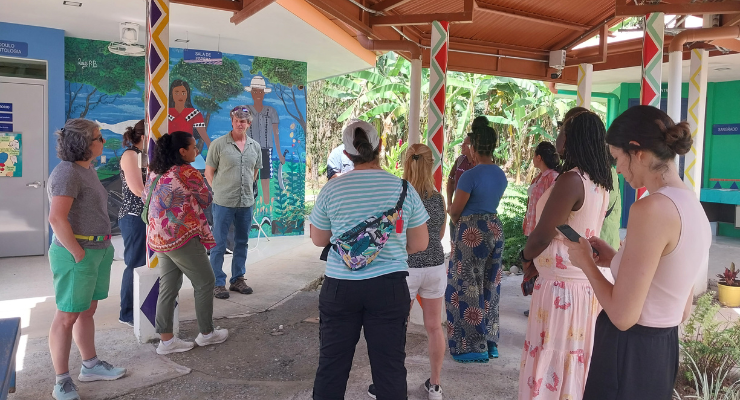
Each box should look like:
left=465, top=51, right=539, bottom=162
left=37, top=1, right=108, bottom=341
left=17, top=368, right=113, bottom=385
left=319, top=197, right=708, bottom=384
left=0, top=80, right=46, bottom=257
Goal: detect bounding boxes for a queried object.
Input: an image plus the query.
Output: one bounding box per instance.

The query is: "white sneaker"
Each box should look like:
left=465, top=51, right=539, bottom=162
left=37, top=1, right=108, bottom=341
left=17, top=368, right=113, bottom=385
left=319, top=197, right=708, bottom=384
left=195, top=328, right=228, bottom=346
left=156, top=337, right=195, bottom=355
left=424, top=379, right=443, bottom=400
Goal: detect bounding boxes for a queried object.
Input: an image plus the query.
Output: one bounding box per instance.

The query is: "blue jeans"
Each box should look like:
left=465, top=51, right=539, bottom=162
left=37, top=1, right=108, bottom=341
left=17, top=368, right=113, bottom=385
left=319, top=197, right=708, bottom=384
left=210, top=204, right=252, bottom=287
left=119, top=214, right=147, bottom=322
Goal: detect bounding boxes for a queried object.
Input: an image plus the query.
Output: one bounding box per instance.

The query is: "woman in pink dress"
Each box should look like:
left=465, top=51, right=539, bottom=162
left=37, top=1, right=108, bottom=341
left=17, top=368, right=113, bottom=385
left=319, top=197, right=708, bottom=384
left=517, top=110, right=613, bottom=400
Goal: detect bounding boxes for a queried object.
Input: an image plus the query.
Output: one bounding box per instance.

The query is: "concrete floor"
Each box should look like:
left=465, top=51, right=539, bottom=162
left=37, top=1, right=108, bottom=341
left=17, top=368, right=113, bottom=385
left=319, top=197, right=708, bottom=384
left=2, top=231, right=739, bottom=399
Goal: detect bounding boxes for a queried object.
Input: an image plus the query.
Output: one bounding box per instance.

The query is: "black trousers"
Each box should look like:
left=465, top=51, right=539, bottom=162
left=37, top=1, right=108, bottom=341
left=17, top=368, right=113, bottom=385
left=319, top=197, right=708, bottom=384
left=313, top=272, right=411, bottom=400
left=584, top=310, right=679, bottom=400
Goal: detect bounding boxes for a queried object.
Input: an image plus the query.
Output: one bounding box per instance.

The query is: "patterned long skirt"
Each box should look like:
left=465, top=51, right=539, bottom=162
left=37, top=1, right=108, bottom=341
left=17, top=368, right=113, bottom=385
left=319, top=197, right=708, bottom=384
left=445, top=213, right=504, bottom=356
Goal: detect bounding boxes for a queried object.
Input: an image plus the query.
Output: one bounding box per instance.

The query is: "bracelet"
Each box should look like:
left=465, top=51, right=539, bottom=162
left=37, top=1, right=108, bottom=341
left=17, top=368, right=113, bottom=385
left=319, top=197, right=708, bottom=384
left=519, top=249, right=532, bottom=263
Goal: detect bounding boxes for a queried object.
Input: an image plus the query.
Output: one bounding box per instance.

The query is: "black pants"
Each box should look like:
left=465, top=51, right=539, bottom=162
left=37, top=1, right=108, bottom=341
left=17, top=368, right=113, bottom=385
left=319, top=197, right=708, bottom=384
left=584, top=310, right=679, bottom=400
left=313, top=273, right=411, bottom=400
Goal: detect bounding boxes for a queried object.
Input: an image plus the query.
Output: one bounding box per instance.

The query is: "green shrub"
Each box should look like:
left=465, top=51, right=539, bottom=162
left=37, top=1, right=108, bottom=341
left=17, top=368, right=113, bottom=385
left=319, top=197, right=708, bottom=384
left=499, top=184, right=528, bottom=271
left=680, top=292, right=740, bottom=389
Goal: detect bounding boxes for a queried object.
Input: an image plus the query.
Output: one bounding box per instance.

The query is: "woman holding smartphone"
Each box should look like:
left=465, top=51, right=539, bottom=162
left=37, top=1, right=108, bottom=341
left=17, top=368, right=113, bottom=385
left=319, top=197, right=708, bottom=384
left=565, top=106, right=711, bottom=400
left=517, top=110, right=612, bottom=400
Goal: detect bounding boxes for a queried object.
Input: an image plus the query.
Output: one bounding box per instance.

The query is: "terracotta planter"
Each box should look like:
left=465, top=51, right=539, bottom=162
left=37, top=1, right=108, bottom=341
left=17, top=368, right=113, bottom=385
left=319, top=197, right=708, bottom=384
left=717, top=283, right=740, bottom=308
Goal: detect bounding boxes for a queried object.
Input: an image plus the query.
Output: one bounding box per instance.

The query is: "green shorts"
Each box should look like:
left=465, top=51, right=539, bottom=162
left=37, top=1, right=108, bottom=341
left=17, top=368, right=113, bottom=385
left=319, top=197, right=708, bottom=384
left=49, top=243, right=114, bottom=313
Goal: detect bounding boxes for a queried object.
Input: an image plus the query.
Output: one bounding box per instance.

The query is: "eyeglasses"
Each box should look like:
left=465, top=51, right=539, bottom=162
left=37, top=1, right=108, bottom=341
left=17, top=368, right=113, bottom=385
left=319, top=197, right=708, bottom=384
left=93, top=135, right=105, bottom=143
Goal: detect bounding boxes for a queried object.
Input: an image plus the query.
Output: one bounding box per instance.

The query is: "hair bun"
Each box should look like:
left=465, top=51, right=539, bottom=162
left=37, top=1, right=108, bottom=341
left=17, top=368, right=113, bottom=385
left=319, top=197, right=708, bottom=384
left=664, top=121, right=692, bottom=156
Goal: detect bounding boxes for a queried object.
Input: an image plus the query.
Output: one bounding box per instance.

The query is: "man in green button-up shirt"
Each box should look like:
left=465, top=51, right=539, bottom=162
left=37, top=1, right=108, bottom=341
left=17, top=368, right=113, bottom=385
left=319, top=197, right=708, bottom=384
left=205, top=106, right=262, bottom=299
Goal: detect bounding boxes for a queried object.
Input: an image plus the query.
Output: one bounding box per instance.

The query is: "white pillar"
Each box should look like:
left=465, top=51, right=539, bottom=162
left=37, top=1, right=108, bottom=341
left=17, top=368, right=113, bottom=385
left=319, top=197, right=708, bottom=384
left=134, top=266, right=179, bottom=343
left=667, top=51, right=683, bottom=123
left=576, top=63, right=593, bottom=110
left=408, top=57, right=422, bottom=145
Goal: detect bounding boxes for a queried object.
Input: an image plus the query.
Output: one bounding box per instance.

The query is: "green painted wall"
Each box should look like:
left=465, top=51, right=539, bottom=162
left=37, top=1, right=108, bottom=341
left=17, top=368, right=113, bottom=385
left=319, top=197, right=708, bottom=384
left=614, top=81, right=740, bottom=189
left=703, top=80, right=740, bottom=189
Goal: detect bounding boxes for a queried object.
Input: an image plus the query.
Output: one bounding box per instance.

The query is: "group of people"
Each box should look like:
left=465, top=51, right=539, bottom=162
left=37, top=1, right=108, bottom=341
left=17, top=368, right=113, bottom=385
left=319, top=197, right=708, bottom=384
left=310, top=105, right=710, bottom=400
left=46, top=105, right=269, bottom=400
left=44, top=101, right=711, bottom=400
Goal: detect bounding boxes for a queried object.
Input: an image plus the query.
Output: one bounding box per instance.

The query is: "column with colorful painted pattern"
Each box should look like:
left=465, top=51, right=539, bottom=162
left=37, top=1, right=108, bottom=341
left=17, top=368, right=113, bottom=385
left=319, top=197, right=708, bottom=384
left=427, top=21, right=449, bottom=191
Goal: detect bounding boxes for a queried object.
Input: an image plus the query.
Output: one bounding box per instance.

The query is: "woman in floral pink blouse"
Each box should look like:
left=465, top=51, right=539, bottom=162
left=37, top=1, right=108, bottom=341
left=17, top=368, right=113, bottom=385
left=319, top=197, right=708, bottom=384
left=144, top=131, right=228, bottom=355
left=523, top=142, right=561, bottom=236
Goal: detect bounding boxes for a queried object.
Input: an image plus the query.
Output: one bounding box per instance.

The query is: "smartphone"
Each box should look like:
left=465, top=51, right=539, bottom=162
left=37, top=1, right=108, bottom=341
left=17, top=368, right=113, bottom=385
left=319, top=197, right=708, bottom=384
left=556, top=224, right=599, bottom=256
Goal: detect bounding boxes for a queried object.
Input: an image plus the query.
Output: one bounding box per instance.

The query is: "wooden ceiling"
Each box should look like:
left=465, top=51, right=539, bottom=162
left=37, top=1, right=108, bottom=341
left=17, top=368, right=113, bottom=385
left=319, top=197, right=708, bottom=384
left=174, top=0, right=740, bottom=84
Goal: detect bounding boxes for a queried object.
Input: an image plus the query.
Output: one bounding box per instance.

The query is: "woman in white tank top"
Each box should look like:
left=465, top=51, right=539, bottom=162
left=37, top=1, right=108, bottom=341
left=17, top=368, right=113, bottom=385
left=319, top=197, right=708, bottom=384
left=565, top=105, right=711, bottom=400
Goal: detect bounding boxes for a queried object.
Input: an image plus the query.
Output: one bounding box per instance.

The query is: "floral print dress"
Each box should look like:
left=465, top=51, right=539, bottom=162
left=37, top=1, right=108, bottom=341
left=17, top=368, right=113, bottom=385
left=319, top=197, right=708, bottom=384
left=445, top=213, right=504, bottom=358
left=518, top=169, right=611, bottom=400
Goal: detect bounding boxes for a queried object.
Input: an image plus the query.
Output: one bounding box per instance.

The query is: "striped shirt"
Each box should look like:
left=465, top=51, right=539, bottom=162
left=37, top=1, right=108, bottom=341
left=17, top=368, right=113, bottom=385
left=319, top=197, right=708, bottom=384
left=310, top=169, right=429, bottom=280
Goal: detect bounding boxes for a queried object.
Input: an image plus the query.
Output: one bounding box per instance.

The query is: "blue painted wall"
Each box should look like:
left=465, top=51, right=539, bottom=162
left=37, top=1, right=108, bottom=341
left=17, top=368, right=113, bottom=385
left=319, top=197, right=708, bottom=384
left=0, top=22, right=65, bottom=174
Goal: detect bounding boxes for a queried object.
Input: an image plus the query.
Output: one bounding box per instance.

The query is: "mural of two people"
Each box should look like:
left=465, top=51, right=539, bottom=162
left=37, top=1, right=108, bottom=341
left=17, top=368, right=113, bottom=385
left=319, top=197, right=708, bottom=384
left=64, top=37, right=307, bottom=238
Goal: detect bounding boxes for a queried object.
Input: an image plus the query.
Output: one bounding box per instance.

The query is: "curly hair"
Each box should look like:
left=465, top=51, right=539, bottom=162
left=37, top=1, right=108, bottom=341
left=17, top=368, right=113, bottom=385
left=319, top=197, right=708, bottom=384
left=55, top=118, right=99, bottom=162
left=561, top=110, right=613, bottom=191
left=149, top=131, right=193, bottom=174
left=123, top=119, right=145, bottom=148
left=469, top=123, right=498, bottom=157
left=403, top=143, right=436, bottom=199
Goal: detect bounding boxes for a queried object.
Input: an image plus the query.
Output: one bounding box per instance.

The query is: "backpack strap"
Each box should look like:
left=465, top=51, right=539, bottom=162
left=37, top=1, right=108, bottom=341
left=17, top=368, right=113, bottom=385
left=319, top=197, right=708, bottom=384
left=394, top=180, right=408, bottom=211
left=144, top=174, right=163, bottom=211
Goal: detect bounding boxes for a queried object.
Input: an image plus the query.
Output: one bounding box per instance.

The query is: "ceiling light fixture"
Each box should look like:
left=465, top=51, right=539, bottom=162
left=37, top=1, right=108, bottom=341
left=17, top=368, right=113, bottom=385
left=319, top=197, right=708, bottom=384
left=714, top=67, right=732, bottom=71
left=63, top=1, right=82, bottom=6
left=175, top=39, right=190, bottom=43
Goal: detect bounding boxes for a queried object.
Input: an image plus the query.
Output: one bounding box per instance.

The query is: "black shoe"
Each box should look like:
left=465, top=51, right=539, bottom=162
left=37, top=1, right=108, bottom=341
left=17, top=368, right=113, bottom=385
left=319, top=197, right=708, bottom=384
left=524, top=310, right=530, bottom=317
left=367, top=384, right=376, bottom=399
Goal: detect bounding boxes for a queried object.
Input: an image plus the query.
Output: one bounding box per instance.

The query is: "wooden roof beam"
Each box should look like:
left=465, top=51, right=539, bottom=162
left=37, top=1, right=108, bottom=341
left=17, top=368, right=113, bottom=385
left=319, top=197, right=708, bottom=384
left=616, top=1, right=740, bottom=17
left=231, top=0, right=275, bottom=24
left=370, top=0, right=474, bottom=26
left=722, top=13, right=740, bottom=26
left=473, top=2, right=590, bottom=31
left=566, top=24, right=608, bottom=65
left=371, top=0, right=412, bottom=12
left=171, top=0, right=242, bottom=12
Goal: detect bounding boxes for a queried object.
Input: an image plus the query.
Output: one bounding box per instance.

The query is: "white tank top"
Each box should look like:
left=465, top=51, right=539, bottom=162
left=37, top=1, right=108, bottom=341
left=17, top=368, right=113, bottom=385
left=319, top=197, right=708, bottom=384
left=610, top=186, right=712, bottom=328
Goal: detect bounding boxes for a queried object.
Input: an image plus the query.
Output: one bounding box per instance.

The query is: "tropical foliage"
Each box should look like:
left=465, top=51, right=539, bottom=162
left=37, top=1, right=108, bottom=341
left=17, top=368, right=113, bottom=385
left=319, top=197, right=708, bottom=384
left=309, top=52, right=580, bottom=187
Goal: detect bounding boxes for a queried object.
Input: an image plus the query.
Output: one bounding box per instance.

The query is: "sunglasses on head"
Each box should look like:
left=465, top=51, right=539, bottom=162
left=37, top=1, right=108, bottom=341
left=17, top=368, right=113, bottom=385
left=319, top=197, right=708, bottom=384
left=231, top=106, right=251, bottom=115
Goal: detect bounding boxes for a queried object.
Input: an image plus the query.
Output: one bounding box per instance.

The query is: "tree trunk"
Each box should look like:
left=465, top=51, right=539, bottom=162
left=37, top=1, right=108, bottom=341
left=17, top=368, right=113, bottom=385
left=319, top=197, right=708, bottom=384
left=79, top=88, right=98, bottom=118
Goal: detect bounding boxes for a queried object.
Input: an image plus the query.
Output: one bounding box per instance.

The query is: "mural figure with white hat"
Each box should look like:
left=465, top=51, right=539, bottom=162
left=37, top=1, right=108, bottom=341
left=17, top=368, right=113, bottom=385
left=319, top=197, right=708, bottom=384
left=244, top=76, right=283, bottom=214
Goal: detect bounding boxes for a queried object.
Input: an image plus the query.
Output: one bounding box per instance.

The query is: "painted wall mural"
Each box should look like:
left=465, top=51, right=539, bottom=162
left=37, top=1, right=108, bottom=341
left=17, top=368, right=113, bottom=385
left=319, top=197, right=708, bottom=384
left=64, top=37, right=307, bottom=238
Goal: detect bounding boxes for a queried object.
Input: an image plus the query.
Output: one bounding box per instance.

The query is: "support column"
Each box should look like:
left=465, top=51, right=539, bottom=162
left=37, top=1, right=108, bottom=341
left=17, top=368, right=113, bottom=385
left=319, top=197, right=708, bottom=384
left=687, top=47, right=709, bottom=296
left=637, top=12, right=665, bottom=200
left=408, top=56, right=422, bottom=145
left=576, top=63, right=593, bottom=110
left=641, top=12, right=665, bottom=108
left=427, top=21, right=449, bottom=191
left=137, top=0, right=175, bottom=344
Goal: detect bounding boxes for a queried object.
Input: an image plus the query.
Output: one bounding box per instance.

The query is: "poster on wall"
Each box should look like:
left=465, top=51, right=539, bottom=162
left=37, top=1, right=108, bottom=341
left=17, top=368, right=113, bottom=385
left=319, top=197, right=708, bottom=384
left=0, top=132, right=21, bottom=177
left=64, top=37, right=307, bottom=237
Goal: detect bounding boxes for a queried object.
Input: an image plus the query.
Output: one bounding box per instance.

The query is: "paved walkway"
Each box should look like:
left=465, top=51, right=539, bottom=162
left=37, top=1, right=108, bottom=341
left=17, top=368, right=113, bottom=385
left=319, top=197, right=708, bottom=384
left=2, top=233, right=739, bottom=399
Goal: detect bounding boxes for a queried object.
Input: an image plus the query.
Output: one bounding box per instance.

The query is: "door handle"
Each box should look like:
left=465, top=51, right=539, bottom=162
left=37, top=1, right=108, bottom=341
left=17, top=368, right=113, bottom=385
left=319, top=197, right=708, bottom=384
left=26, top=181, right=42, bottom=189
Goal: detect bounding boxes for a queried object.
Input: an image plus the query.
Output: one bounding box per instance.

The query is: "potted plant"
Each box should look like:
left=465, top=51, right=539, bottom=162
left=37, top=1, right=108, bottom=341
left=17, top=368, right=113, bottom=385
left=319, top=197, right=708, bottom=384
left=717, top=262, right=740, bottom=307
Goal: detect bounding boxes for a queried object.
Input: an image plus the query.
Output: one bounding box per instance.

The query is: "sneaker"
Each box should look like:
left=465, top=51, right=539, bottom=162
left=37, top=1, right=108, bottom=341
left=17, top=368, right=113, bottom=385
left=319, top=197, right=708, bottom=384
left=118, top=319, right=134, bottom=327
left=78, top=360, right=126, bottom=382
left=229, top=277, right=253, bottom=294
left=52, top=379, right=80, bottom=400
left=367, top=384, right=377, bottom=399
left=488, top=341, right=499, bottom=359
left=156, top=337, right=195, bottom=355
left=424, top=379, right=443, bottom=400
left=195, top=327, right=229, bottom=346
left=214, top=286, right=230, bottom=299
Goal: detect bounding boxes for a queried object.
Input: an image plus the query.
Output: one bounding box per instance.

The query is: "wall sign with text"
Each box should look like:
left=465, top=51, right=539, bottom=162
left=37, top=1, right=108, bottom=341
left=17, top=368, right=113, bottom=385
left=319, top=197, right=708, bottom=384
left=183, top=49, right=223, bottom=65
left=712, top=124, right=740, bottom=135
left=0, top=40, right=29, bottom=57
